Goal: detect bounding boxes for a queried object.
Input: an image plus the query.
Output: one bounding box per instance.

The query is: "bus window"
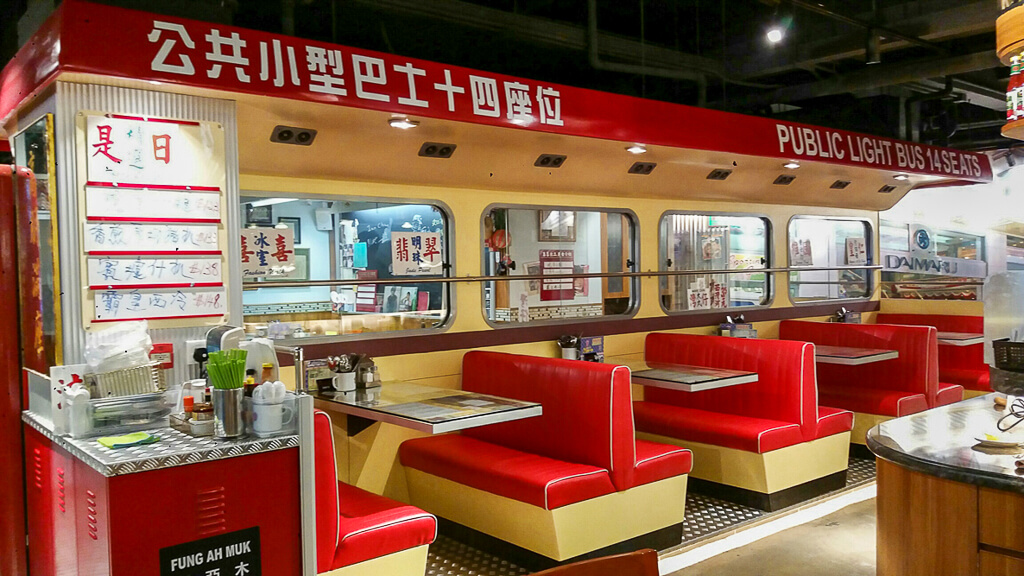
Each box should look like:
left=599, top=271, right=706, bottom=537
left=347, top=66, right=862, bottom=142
left=240, top=194, right=452, bottom=340
left=482, top=206, right=637, bottom=325
left=659, top=213, right=771, bottom=312
left=788, top=216, right=873, bottom=303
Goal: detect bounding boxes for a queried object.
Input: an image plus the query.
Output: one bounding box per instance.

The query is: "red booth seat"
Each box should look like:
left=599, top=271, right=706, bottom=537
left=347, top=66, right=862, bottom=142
left=314, top=410, right=436, bottom=575
left=779, top=319, right=957, bottom=413
left=637, top=333, right=852, bottom=451
left=877, top=313, right=990, bottom=393
left=634, top=333, right=853, bottom=510
left=399, top=351, right=692, bottom=561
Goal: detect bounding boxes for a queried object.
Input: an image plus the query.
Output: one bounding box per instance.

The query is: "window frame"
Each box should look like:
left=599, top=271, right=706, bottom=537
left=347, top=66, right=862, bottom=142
left=479, top=202, right=641, bottom=329
left=239, top=190, right=457, bottom=344
left=657, top=210, right=775, bottom=315
left=786, top=215, right=875, bottom=306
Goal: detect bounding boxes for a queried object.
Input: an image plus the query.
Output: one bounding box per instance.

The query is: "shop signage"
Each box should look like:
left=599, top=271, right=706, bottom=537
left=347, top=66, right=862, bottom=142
left=390, top=231, right=443, bottom=275
left=775, top=124, right=985, bottom=179
left=355, top=269, right=379, bottom=312
left=881, top=251, right=988, bottom=278
left=539, top=249, right=575, bottom=302
left=5, top=2, right=990, bottom=182
left=159, top=526, right=261, bottom=576
left=240, top=228, right=295, bottom=278
left=94, top=287, right=227, bottom=322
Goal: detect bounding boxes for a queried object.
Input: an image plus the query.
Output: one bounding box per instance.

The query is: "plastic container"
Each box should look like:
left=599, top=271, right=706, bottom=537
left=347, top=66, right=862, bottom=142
left=67, top=391, right=174, bottom=439
left=994, top=338, right=1024, bottom=372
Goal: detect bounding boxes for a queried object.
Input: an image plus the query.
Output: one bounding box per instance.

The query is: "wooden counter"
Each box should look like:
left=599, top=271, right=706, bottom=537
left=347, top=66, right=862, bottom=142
left=869, top=395, right=1024, bottom=576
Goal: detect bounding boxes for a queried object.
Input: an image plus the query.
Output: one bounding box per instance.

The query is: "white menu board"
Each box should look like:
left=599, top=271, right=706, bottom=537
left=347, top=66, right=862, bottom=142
left=85, top=186, right=220, bottom=222
left=93, top=288, right=227, bottom=322
left=81, top=112, right=227, bottom=325
left=84, top=223, right=220, bottom=254
left=85, top=115, right=220, bottom=186
left=87, top=256, right=222, bottom=288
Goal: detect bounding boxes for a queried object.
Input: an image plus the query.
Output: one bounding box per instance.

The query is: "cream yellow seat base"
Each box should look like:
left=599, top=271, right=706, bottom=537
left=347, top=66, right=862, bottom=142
left=404, top=469, right=688, bottom=562
left=317, top=544, right=429, bottom=576
left=849, top=412, right=894, bottom=445
left=963, top=389, right=992, bottom=400
left=635, top=431, right=851, bottom=510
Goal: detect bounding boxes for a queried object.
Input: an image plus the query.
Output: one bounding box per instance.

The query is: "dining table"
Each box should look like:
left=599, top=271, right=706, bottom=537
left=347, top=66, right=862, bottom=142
left=936, top=331, right=985, bottom=346
left=813, top=345, right=899, bottom=365
left=607, top=357, right=759, bottom=392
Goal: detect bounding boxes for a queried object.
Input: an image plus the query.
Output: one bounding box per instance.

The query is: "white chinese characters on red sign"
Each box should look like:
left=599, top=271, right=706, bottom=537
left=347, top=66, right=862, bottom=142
left=240, top=228, right=295, bottom=278
left=85, top=115, right=218, bottom=186
left=391, top=232, right=442, bottom=276
left=146, top=20, right=564, bottom=127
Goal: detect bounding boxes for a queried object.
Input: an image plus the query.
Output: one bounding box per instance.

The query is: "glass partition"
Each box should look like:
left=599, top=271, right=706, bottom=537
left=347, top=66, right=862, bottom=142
left=240, top=194, right=451, bottom=339
left=659, top=213, right=770, bottom=312
left=482, top=206, right=637, bottom=325
left=788, top=216, right=873, bottom=303
left=12, top=114, right=61, bottom=370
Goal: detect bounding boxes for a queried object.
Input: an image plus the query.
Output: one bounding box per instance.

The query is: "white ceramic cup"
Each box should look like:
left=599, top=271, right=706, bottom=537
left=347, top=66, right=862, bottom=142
left=334, top=372, right=357, bottom=392
left=252, top=402, right=295, bottom=434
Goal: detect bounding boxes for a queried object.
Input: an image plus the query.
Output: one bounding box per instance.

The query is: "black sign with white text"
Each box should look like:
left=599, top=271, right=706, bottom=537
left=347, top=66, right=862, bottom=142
left=160, top=527, right=261, bottom=576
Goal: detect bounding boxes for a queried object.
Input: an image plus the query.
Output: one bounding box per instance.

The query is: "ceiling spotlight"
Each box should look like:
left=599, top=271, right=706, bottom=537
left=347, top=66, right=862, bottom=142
left=388, top=117, right=420, bottom=129
left=766, top=27, right=785, bottom=44
left=893, top=174, right=910, bottom=181
left=626, top=144, right=647, bottom=154
left=783, top=161, right=801, bottom=170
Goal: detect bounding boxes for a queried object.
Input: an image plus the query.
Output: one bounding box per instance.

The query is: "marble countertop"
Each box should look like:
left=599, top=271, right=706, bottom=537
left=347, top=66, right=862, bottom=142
left=867, top=394, right=1024, bottom=494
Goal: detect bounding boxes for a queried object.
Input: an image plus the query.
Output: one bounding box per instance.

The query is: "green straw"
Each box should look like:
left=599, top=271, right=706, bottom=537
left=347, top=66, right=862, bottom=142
left=207, top=349, right=247, bottom=389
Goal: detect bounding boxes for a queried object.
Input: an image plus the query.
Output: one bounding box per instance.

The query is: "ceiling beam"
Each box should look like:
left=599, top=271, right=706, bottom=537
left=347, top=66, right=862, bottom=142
left=910, top=79, right=1007, bottom=112
left=728, top=0, right=997, bottom=80
left=346, top=0, right=725, bottom=77
left=719, top=51, right=999, bottom=110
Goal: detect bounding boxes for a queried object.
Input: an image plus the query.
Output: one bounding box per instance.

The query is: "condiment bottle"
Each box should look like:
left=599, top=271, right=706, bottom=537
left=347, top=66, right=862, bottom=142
left=261, top=363, right=274, bottom=383
left=183, top=395, right=194, bottom=420
left=193, top=403, right=213, bottom=421
left=244, top=369, right=258, bottom=397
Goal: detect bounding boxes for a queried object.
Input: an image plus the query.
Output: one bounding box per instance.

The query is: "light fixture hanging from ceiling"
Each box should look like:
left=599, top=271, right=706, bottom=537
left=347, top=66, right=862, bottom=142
left=866, top=28, right=882, bottom=65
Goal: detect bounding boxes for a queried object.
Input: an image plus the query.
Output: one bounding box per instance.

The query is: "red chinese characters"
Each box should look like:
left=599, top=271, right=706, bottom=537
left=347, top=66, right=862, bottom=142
left=92, top=124, right=122, bottom=163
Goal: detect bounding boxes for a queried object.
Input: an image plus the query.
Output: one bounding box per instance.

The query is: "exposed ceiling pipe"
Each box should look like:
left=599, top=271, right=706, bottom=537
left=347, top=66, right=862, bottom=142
left=282, top=0, right=296, bottom=36
left=586, top=0, right=707, bottom=106
left=906, top=76, right=953, bottom=143
left=717, top=51, right=997, bottom=110
left=784, top=0, right=947, bottom=55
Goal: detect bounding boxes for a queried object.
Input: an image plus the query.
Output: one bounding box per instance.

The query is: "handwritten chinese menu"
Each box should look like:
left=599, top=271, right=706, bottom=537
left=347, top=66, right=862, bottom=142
left=540, top=249, right=575, bottom=302
left=83, top=113, right=226, bottom=324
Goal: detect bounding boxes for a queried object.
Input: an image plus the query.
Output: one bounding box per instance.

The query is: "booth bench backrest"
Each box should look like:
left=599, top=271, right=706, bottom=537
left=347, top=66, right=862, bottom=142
left=644, top=333, right=817, bottom=439
left=877, top=313, right=984, bottom=371
left=461, top=351, right=636, bottom=492
left=778, top=320, right=939, bottom=403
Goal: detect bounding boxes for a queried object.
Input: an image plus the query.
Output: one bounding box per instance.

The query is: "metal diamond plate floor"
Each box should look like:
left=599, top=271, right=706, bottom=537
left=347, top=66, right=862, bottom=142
left=424, top=456, right=876, bottom=575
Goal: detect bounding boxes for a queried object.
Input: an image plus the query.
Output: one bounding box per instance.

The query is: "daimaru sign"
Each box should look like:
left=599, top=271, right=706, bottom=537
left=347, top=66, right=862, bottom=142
left=881, top=251, right=988, bottom=278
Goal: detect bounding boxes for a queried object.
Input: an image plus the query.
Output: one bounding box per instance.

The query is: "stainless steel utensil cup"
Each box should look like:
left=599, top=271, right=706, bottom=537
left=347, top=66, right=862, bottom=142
left=213, top=388, right=244, bottom=438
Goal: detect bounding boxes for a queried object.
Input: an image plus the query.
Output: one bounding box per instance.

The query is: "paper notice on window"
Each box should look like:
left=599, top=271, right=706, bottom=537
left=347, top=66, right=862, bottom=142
left=240, top=228, right=294, bottom=278
left=845, top=237, right=868, bottom=266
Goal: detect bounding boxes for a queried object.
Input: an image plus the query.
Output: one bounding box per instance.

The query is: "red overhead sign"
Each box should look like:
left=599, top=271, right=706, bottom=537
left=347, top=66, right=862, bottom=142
left=1, top=0, right=992, bottom=183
